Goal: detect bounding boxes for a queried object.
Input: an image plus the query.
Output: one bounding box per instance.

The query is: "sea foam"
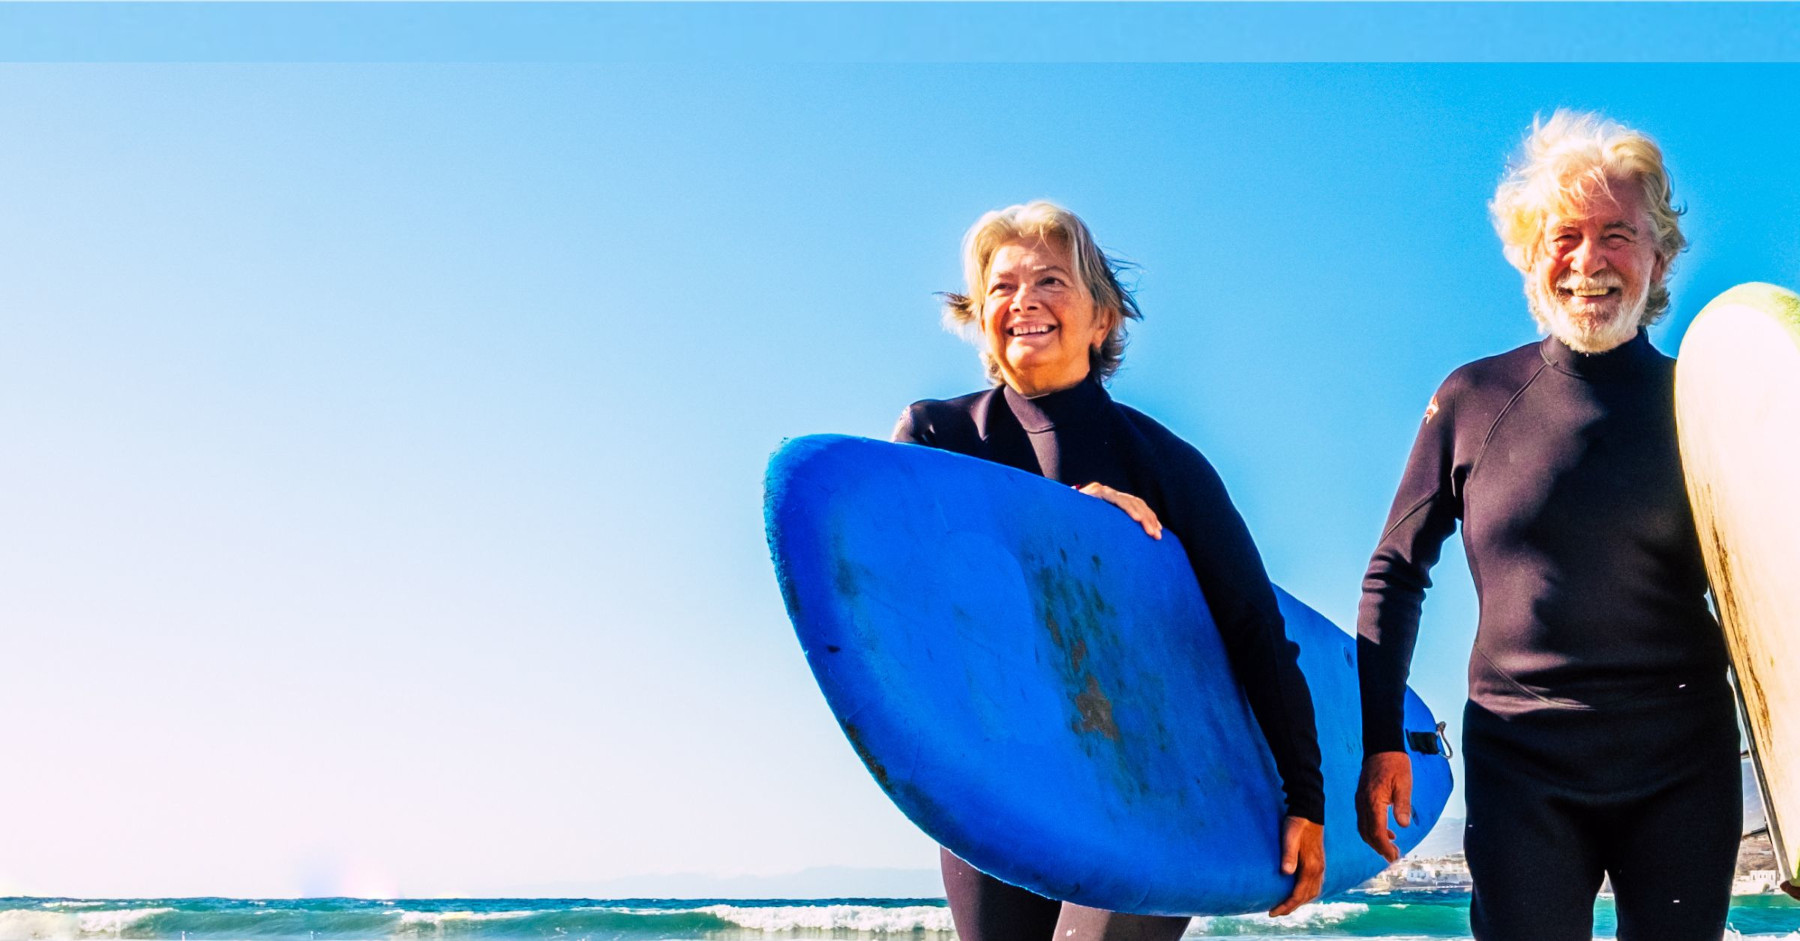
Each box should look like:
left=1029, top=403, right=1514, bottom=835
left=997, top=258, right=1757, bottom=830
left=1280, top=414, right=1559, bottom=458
left=1185, top=901, right=1369, bottom=935
left=701, top=904, right=957, bottom=933
left=0, top=909, right=173, bottom=941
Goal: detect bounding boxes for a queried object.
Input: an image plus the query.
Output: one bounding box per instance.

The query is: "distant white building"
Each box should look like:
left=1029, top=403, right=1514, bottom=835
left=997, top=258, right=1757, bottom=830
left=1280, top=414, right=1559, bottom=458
left=1734, top=871, right=1786, bottom=895
left=1356, top=854, right=1473, bottom=892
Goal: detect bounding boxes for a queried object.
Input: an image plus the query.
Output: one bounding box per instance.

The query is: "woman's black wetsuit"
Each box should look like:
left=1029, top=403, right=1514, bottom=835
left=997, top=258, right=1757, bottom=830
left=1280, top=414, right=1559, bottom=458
left=1358, top=332, right=1740, bottom=941
left=895, top=375, right=1324, bottom=941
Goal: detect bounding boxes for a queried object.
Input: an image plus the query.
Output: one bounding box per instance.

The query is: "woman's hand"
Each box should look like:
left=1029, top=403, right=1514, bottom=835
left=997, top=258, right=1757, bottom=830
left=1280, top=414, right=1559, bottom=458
left=1269, top=815, right=1325, bottom=917
left=1076, top=483, right=1163, bottom=539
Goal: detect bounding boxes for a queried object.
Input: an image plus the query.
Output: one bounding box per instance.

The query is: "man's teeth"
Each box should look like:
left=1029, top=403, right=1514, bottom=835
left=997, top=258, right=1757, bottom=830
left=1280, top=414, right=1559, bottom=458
left=1560, top=280, right=1619, bottom=298
left=1009, top=324, right=1054, bottom=336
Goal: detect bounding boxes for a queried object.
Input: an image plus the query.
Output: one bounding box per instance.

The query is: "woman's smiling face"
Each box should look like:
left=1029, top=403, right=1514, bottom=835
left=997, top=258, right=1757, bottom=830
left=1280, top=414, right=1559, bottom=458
left=980, top=238, right=1111, bottom=396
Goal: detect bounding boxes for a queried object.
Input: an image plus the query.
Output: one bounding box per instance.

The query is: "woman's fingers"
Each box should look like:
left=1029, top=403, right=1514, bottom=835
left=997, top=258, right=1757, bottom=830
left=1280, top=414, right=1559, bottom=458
left=1076, top=483, right=1163, bottom=539
left=1269, top=816, right=1325, bottom=917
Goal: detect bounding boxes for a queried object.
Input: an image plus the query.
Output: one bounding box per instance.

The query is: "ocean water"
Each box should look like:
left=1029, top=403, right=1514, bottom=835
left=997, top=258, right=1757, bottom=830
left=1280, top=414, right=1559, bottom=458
left=1, top=895, right=1797, bottom=941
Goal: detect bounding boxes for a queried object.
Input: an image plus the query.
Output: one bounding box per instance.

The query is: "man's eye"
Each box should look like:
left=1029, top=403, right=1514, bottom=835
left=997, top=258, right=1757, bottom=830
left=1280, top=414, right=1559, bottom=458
left=989, top=283, right=1012, bottom=295
left=1605, top=235, right=1631, bottom=247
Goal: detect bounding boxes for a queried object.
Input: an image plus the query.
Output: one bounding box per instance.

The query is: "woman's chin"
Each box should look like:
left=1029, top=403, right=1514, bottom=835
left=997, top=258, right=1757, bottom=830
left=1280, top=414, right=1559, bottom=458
left=1004, top=361, right=1088, bottom=394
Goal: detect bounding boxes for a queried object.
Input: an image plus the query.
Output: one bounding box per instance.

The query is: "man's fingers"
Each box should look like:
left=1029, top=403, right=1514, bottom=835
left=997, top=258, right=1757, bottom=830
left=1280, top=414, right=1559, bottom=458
left=1378, top=832, right=1400, bottom=864
left=1357, top=752, right=1412, bottom=862
left=1360, top=800, right=1400, bottom=863
left=1280, top=837, right=1299, bottom=876
left=1357, top=796, right=1389, bottom=847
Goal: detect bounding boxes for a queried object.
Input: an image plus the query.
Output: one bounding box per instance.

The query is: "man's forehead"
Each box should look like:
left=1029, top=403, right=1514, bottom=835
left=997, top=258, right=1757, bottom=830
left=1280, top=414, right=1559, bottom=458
left=1546, top=178, right=1650, bottom=228
left=1546, top=197, right=1647, bottom=230
left=1546, top=210, right=1642, bottom=229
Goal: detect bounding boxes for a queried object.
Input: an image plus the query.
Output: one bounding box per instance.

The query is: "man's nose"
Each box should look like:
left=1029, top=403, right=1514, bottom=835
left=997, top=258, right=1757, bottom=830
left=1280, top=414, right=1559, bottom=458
left=1011, top=285, right=1040, bottom=310
left=1569, top=238, right=1607, bottom=275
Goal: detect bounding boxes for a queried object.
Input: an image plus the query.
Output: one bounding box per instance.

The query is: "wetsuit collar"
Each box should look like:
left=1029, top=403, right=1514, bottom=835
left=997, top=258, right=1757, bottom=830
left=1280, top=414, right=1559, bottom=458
left=1001, top=373, right=1111, bottom=433
left=1539, top=329, right=1658, bottom=382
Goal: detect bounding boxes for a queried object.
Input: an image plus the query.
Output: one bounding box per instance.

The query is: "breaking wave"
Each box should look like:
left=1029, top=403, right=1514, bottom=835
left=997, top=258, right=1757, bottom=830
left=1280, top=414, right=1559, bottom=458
left=0, top=894, right=1796, bottom=939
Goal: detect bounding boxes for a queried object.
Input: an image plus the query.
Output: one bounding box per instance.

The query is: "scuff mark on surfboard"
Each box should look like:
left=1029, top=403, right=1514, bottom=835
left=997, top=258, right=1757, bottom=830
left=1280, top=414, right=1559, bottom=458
left=834, top=554, right=860, bottom=598
left=1705, top=503, right=1772, bottom=733
left=841, top=721, right=892, bottom=790
left=1074, top=674, right=1121, bottom=740
left=842, top=719, right=960, bottom=843
left=1027, top=552, right=1154, bottom=795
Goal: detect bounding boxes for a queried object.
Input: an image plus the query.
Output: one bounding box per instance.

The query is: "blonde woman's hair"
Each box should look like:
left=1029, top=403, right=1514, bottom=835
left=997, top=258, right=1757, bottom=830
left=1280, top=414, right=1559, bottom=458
left=942, top=200, right=1142, bottom=384
left=1490, top=109, right=1686, bottom=325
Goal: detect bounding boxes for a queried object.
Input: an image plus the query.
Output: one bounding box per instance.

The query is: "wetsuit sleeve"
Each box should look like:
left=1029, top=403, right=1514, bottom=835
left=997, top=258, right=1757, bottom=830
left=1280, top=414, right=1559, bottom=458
left=892, top=403, right=934, bottom=446
left=1357, top=379, right=1464, bottom=757
left=1154, top=434, right=1325, bottom=824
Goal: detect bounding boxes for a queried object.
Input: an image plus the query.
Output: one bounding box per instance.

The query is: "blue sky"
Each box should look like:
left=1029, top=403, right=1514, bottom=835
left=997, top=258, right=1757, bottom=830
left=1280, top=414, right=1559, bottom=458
left=4, top=3, right=1800, bottom=899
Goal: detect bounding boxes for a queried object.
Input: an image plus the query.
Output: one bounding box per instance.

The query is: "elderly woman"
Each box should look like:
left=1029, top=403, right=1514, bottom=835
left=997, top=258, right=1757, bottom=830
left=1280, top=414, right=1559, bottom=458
left=894, top=201, right=1325, bottom=940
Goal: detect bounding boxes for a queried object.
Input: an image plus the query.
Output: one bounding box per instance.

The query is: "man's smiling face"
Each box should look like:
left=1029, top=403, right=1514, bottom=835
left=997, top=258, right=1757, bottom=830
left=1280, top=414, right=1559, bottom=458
left=1528, top=177, right=1668, bottom=354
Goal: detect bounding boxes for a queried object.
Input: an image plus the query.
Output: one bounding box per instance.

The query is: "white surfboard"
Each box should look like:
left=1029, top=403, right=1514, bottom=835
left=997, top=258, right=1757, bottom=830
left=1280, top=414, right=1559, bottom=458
left=1675, top=281, right=1800, bottom=886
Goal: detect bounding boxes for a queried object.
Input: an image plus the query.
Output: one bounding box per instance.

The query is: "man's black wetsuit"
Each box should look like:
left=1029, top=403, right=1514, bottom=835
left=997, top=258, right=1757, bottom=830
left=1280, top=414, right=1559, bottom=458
left=896, top=375, right=1323, bottom=941
left=1359, top=331, right=1740, bottom=941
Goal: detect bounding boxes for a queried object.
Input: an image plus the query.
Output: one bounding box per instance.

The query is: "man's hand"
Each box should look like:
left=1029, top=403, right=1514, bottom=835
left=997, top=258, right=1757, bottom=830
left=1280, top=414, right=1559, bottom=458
left=1076, top=483, right=1163, bottom=539
left=1783, top=880, right=1800, bottom=901
left=1356, top=751, right=1413, bottom=864
left=1269, top=815, right=1324, bottom=917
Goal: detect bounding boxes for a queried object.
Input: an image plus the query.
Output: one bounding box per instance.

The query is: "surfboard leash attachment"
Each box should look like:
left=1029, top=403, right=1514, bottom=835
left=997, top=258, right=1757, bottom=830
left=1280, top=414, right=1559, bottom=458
left=1407, top=721, right=1453, bottom=759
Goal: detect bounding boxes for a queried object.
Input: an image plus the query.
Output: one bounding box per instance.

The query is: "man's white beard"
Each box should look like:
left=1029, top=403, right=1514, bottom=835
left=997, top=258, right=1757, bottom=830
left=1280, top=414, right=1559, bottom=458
left=1527, top=279, right=1647, bottom=354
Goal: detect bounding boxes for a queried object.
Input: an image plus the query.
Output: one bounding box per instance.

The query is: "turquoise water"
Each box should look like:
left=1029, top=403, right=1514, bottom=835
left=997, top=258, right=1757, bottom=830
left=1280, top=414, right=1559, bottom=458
left=1, top=895, right=1796, bottom=940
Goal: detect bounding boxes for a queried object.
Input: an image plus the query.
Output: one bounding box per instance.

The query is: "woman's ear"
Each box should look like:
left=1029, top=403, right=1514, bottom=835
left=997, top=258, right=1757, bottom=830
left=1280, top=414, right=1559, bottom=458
left=1093, top=307, right=1118, bottom=351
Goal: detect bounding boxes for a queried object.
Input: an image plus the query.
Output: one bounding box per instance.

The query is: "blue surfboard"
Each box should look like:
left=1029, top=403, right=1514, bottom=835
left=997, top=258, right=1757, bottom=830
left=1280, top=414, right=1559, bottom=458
left=764, top=434, right=1452, bottom=915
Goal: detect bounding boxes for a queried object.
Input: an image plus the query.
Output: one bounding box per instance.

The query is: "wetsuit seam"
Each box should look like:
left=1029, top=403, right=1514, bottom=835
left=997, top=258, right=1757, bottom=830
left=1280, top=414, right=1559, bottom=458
left=1540, top=343, right=1591, bottom=382
left=1373, top=490, right=1442, bottom=545
left=1477, top=652, right=1731, bottom=711
left=1473, top=646, right=1593, bottom=709
left=1459, top=362, right=1556, bottom=714
left=1465, top=360, right=1549, bottom=487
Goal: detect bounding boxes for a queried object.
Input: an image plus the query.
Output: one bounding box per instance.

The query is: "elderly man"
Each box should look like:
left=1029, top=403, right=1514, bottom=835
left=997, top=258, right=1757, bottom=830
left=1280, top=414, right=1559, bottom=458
left=1354, top=111, right=1741, bottom=940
